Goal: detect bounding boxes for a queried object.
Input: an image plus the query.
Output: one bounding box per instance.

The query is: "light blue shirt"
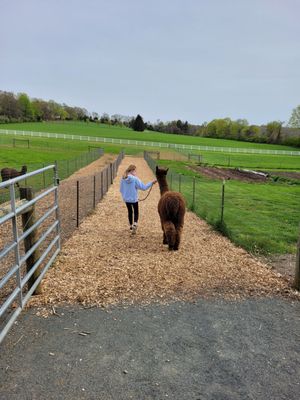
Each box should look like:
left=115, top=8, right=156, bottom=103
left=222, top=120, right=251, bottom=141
left=120, top=174, right=152, bottom=203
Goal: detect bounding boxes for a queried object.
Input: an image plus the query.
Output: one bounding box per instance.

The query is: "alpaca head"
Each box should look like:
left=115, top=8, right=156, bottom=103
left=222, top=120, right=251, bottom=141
left=155, top=166, right=169, bottom=179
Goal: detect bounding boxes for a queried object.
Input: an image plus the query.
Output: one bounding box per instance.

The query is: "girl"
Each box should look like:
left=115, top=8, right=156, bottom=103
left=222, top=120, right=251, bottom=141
left=120, top=164, right=156, bottom=233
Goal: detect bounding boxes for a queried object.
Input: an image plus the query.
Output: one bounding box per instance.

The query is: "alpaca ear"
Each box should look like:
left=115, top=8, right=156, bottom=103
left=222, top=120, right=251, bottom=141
left=156, top=166, right=158, bottom=172
left=166, top=168, right=169, bottom=173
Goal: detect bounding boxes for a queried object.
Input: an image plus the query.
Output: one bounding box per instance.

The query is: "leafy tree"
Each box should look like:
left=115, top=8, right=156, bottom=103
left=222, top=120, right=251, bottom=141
left=176, top=120, right=183, bottom=131
left=18, top=93, right=34, bottom=120
left=182, top=121, right=189, bottom=134
left=288, top=105, right=300, bottom=128
left=266, top=121, right=282, bottom=143
left=0, top=91, right=22, bottom=120
left=132, top=114, right=145, bottom=132
left=100, top=113, right=110, bottom=124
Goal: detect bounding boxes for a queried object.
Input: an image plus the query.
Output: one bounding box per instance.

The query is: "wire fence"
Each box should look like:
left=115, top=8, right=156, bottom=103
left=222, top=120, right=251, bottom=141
left=0, top=150, right=124, bottom=327
left=0, top=148, right=104, bottom=205
left=10, top=151, right=125, bottom=246
left=144, top=151, right=300, bottom=257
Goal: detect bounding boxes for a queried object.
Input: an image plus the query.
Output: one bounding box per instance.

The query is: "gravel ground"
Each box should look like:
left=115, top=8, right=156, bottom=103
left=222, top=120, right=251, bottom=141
left=28, top=156, right=299, bottom=311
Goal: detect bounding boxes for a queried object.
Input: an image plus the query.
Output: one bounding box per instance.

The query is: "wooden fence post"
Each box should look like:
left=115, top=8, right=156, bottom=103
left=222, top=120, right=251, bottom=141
left=20, top=188, right=42, bottom=294
left=294, top=230, right=300, bottom=290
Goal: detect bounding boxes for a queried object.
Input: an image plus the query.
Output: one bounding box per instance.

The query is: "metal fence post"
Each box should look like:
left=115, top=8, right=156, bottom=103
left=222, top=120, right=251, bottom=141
left=43, top=163, right=46, bottom=188
left=220, top=179, right=225, bottom=224
left=110, top=163, right=113, bottom=184
left=294, top=228, right=300, bottom=290
left=106, top=167, right=109, bottom=192
left=192, top=176, right=195, bottom=209
left=93, top=175, right=96, bottom=209
left=76, top=180, right=79, bottom=227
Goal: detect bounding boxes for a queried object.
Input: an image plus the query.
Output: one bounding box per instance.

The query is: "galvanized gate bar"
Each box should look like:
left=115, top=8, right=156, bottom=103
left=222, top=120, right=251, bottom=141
left=21, top=236, right=59, bottom=288
left=0, top=164, right=60, bottom=344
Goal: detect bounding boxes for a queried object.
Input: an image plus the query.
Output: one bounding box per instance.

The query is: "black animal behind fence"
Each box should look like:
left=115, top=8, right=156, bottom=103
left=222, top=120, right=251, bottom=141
left=1, top=165, right=27, bottom=187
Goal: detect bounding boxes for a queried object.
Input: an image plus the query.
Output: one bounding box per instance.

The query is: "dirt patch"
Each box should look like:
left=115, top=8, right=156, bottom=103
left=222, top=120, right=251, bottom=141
left=257, top=254, right=297, bottom=281
left=266, top=171, right=300, bottom=180
left=189, top=165, right=268, bottom=182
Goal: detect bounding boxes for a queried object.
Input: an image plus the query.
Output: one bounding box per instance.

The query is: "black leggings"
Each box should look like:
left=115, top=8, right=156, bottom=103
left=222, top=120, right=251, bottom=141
left=125, top=202, right=139, bottom=225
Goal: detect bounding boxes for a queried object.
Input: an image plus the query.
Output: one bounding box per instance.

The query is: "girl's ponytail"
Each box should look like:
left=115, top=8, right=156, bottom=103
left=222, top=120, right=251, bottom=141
left=123, top=164, right=136, bottom=179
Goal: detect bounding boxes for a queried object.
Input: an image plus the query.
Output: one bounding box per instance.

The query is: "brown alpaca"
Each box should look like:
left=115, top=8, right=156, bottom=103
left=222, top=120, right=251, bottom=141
left=156, top=166, right=185, bottom=251
left=1, top=165, right=27, bottom=187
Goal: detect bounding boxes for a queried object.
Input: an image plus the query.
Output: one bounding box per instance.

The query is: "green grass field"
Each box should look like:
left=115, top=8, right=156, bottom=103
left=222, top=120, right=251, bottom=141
left=1, top=121, right=300, bottom=171
left=1, top=122, right=299, bottom=255
left=1, top=121, right=299, bottom=151
left=185, top=151, right=300, bottom=170
left=0, top=133, right=166, bottom=167
left=156, top=159, right=300, bottom=255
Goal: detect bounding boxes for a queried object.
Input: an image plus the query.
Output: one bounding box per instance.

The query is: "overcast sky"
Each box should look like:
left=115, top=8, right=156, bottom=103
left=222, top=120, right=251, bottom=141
left=1, top=0, right=299, bottom=125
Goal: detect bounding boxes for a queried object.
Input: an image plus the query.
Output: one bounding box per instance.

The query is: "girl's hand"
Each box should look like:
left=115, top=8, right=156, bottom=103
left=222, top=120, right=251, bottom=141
left=152, top=180, right=157, bottom=184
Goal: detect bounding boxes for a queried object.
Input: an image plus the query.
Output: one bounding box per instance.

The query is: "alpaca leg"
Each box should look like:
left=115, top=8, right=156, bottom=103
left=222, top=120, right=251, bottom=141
left=163, top=232, right=167, bottom=245
left=174, top=226, right=183, bottom=251
left=163, top=221, right=176, bottom=251
left=160, top=221, right=167, bottom=244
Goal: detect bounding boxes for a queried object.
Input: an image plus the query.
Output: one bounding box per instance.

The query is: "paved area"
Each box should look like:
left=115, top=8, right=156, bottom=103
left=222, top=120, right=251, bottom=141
left=1, top=298, right=299, bottom=400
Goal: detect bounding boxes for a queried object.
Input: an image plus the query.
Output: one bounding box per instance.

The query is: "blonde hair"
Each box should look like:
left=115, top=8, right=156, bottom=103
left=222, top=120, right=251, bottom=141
left=123, top=164, right=136, bottom=179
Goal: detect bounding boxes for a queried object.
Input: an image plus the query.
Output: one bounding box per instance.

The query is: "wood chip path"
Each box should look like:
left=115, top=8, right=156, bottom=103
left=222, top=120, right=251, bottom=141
left=29, top=156, right=298, bottom=309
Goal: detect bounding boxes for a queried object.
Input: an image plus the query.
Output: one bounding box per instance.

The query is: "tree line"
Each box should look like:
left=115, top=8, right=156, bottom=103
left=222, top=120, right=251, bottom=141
left=0, top=90, right=299, bottom=147
left=0, top=91, right=89, bottom=123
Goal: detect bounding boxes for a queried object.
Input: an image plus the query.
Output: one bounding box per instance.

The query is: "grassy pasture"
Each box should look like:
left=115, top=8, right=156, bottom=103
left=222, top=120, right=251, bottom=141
left=185, top=151, right=300, bottom=170
left=1, top=125, right=299, bottom=255
left=0, top=133, right=169, bottom=168
left=157, top=159, right=300, bottom=255
left=1, top=121, right=299, bottom=151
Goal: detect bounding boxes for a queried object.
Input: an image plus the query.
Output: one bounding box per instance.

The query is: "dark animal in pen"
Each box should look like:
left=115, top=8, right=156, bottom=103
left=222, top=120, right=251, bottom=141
left=156, top=166, right=186, bottom=251
left=1, top=166, right=27, bottom=187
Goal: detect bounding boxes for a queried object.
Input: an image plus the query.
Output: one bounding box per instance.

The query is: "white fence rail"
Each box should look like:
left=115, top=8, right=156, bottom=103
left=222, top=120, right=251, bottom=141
left=1, top=128, right=299, bottom=156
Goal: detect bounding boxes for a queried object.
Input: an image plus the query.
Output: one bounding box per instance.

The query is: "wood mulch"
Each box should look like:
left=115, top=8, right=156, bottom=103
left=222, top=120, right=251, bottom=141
left=28, top=156, right=299, bottom=312
left=0, top=154, right=116, bottom=303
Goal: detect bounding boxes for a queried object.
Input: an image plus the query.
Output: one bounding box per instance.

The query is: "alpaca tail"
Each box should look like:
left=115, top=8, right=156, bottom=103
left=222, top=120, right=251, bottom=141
left=163, top=221, right=176, bottom=249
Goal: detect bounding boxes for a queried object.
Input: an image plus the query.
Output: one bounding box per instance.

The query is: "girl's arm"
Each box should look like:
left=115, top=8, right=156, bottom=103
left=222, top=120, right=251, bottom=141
left=134, top=177, right=153, bottom=191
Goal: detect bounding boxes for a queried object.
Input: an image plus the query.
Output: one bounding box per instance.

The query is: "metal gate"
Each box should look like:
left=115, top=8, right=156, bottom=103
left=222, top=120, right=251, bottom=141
left=0, top=165, right=60, bottom=344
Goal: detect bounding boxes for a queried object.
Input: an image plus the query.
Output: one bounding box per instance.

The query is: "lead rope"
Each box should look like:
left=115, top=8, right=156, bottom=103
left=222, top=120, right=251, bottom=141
left=139, top=184, right=154, bottom=202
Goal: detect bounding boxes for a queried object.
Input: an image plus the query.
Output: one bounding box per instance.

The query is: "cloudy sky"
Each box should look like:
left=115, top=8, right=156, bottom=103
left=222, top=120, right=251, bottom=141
left=1, top=0, right=299, bottom=125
